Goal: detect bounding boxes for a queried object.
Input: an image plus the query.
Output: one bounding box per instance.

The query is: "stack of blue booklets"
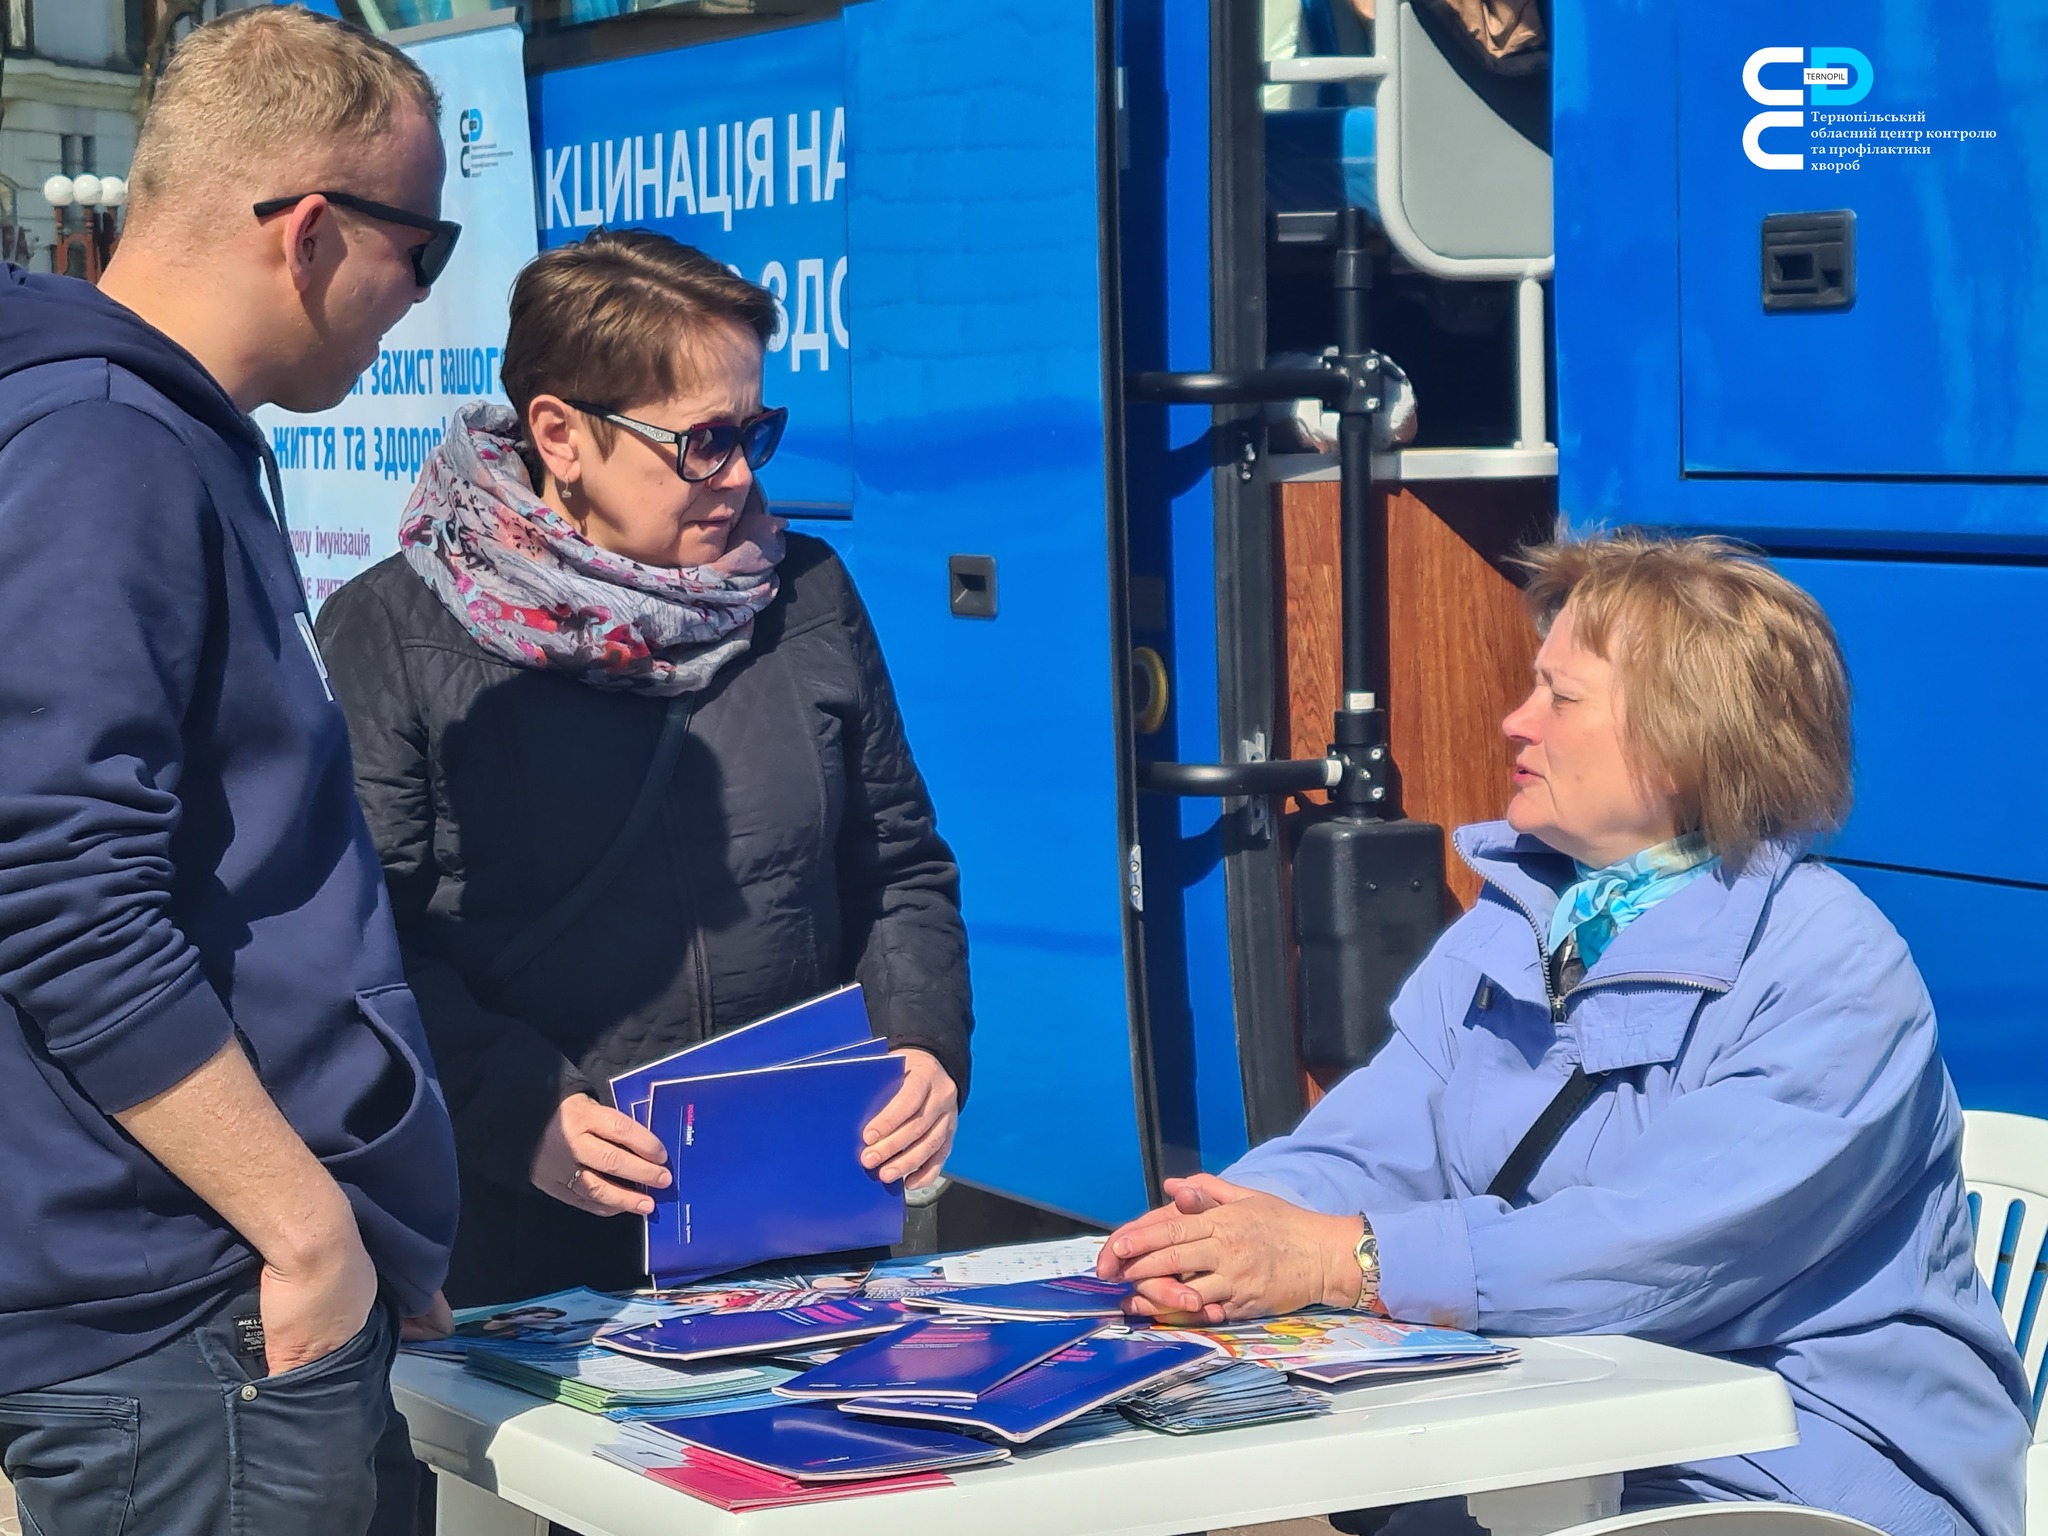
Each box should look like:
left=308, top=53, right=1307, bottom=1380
left=606, top=985, right=905, bottom=1285
left=774, top=1317, right=1105, bottom=1401
left=1118, top=1358, right=1330, bottom=1434
left=840, top=1333, right=1216, bottom=1442
left=598, top=1299, right=911, bottom=1362
left=619, top=1402, right=1011, bottom=1481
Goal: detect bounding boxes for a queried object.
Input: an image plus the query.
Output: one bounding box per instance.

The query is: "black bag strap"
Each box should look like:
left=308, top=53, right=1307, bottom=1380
left=482, top=691, right=697, bottom=991
left=1485, top=1063, right=1606, bottom=1202
left=1486, top=932, right=1605, bottom=1202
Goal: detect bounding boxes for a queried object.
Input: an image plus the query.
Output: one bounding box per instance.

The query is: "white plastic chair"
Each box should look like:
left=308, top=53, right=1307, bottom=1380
left=1535, top=1507, right=1885, bottom=1536
left=1962, top=1108, right=2048, bottom=1535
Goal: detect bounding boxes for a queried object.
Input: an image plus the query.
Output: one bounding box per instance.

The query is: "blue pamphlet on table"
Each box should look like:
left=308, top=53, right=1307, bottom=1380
left=907, top=1273, right=1134, bottom=1318
left=775, top=1317, right=1104, bottom=1401
left=598, top=1300, right=911, bottom=1362
left=648, top=1402, right=1011, bottom=1480
left=840, top=1333, right=1215, bottom=1442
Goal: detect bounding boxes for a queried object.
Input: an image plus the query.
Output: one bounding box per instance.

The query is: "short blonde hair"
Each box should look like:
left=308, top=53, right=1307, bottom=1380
left=130, top=8, right=439, bottom=217
left=1520, top=530, right=1852, bottom=869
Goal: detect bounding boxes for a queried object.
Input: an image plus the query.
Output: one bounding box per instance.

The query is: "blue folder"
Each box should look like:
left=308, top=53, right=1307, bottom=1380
left=652, top=1402, right=1011, bottom=1480
left=644, top=1052, right=906, bottom=1285
left=607, top=983, right=877, bottom=1127
left=907, top=1274, right=1134, bottom=1318
left=598, top=1300, right=911, bottom=1362
left=775, top=1317, right=1104, bottom=1401
left=840, top=1334, right=1214, bottom=1442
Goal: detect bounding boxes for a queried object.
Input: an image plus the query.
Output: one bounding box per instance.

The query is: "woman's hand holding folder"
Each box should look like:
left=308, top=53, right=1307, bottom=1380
left=860, top=1048, right=958, bottom=1189
left=533, top=1094, right=674, bottom=1216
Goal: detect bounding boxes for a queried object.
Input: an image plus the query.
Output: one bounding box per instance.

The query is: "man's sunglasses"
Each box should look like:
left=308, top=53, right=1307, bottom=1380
left=251, top=190, right=462, bottom=289
left=568, top=401, right=790, bottom=484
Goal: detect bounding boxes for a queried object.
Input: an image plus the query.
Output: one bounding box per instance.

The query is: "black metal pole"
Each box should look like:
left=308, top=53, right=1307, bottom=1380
left=1335, top=207, right=1377, bottom=705
left=1328, top=205, right=1393, bottom=818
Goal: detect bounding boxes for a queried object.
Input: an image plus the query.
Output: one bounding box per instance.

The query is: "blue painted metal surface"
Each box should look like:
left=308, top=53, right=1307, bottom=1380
left=1674, top=6, right=2048, bottom=479
left=1838, top=864, right=2048, bottom=1119
left=529, top=23, right=854, bottom=511
left=1118, top=0, right=1252, bottom=1177
left=1780, top=557, right=2048, bottom=889
left=1553, top=0, right=2048, bottom=553
left=526, top=3, right=1152, bottom=1225
left=838, top=0, right=1150, bottom=1224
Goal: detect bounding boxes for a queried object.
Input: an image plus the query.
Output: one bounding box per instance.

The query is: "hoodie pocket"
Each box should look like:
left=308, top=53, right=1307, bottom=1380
left=320, top=987, right=458, bottom=1298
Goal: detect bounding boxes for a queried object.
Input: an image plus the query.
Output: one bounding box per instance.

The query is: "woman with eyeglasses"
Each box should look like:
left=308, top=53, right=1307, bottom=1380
left=314, top=229, right=970, bottom=1306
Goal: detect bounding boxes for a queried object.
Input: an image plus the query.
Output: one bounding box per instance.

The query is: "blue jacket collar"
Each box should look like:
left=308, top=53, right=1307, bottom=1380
left=1452, top=822, right=1810, bottom=1069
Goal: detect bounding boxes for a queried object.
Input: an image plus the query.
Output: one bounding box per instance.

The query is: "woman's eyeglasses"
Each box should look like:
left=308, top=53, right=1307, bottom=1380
left=568, top=402, right=789, bottom=484
left=251, top=190, right=463, bottom=289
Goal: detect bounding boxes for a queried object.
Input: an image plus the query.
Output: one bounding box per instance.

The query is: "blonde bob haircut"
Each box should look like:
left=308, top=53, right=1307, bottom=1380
left=129, top=7, right=439, bottom=219
left=1520, top=530, right=1852, bottom=871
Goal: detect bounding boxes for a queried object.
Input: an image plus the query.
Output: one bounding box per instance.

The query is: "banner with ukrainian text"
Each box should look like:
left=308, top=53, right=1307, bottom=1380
left=254, top=15, right=537, bottom=614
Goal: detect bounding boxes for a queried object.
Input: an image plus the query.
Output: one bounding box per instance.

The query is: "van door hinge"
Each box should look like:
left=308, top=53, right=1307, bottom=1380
left=1126, top=842, right=1144, bottom=913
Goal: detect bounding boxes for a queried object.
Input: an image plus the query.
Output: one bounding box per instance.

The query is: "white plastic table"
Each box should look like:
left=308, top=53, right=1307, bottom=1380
left=395, top=1335, right=1795, bottom=1536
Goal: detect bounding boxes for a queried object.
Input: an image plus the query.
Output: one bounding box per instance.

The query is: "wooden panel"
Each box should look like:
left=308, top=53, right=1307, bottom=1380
left=1274, top=478, right=1551, bottom=910
left=1275, top=484, right=1345, bottom=790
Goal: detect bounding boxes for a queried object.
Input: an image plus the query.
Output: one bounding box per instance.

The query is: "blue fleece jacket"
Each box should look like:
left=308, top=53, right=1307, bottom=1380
left=0, top=266, right=458, bottom=1395
left=1229, top=822, right=2031, bottom=1536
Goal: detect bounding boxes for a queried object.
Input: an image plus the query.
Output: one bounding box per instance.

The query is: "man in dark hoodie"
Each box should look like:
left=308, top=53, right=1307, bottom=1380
left=0, top=10, right=460, bottom=1535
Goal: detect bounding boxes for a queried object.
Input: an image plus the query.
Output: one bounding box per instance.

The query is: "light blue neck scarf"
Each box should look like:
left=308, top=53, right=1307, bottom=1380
left=1547, top=833, right=1719, bottom=969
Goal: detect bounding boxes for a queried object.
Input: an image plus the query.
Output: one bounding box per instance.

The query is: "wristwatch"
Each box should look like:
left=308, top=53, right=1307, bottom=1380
left=1352, top=1216, right=1381, bottom=1312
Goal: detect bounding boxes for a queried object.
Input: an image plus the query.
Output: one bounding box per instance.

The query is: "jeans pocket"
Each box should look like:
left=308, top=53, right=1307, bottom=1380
left=0, top=1391, right=141, bottom=1536
left=257, top=1308, right=384, bottom=1387
left=223, top=1304, right=396, bottom=1536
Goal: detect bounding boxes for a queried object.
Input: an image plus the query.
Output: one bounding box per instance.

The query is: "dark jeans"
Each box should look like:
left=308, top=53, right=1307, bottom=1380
left=0, top=1283, right=414, bottom=1536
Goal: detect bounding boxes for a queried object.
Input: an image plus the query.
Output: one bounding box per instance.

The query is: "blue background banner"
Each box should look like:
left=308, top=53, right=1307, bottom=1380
left=530, top=20, right=853, bottom=512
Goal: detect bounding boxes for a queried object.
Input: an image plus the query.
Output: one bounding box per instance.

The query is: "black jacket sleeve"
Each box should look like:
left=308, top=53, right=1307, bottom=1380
left=827, top=561, right=974, bottom=1102
left=317, top=571, right=593, bottom=1191
left=0, top=403, right=237, bottom=1114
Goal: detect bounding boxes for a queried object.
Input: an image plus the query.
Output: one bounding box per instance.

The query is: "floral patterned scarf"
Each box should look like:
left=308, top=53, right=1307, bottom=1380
left=399, top=402, right=785, bottom=697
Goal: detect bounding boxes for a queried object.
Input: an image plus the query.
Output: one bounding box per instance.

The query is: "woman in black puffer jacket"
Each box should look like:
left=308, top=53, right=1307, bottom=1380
left=316, top=230, right=970, bottom=1306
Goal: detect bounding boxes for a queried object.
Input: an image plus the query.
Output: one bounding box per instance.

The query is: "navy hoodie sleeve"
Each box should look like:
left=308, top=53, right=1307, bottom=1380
left=317, top=572, right=596, bottom=1191
left=0, top=400, right=237, bottom=1113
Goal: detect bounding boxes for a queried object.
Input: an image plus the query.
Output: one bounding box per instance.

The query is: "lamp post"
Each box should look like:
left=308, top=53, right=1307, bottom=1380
left=42, top=172, right=128, bottom=283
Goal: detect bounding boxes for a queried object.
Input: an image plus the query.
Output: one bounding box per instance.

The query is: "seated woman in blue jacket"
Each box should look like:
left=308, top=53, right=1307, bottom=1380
left=1100, top=532, right=2028, bottom=1536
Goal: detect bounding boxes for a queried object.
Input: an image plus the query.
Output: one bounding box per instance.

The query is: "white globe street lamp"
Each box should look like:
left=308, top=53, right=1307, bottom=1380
left=42, top=170, right=129, bottom=283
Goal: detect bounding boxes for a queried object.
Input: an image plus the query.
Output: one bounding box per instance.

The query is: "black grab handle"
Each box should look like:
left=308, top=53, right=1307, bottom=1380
left=1138, top=757, right=1343, bottom=797
left=1126, top=367, right=1353, bottom=409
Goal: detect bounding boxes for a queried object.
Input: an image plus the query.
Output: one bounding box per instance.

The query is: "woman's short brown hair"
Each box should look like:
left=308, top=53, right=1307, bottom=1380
left=500, top=228, right=778, bottom=470
left=1520, top=530, right=1852, bottom=869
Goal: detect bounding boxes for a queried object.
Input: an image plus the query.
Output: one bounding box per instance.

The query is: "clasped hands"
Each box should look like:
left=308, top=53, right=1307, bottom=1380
left=529, top=1046, right=959, bottom=1219
left=1096, top=1173, right=1369, bottom=1324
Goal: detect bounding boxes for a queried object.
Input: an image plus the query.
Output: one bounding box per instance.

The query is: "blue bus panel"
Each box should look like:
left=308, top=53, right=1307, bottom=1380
left=1780, top=556, right=2048, bottom=891
left=838, top=0, right=1152, bottom=1223
left=1554, top=0, right=2048, bottom=553
left=1840, top=865, right=2048, bottom=1120
left=530, top=21, right=854, bottom=511
left=1674, top=5, right=2048, bottom=480
left=1118, top=0, right=1253, bottom=1178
